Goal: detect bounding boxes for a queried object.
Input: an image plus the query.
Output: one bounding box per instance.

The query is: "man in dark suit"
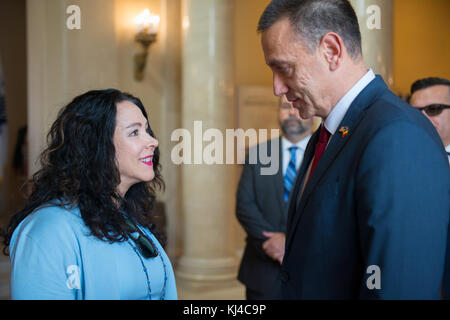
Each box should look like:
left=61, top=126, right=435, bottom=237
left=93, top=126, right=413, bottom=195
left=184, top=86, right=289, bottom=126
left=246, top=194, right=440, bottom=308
left=258, top=0, right=449, bottom=299
left=409, top=77, right=450, bottom=299
left=236, top=95, right=313, bottom=300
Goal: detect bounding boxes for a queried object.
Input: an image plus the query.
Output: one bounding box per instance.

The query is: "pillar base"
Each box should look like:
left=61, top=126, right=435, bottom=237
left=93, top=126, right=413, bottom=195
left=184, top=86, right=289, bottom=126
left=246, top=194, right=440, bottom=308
left=175, top=256, right=238, bottom=289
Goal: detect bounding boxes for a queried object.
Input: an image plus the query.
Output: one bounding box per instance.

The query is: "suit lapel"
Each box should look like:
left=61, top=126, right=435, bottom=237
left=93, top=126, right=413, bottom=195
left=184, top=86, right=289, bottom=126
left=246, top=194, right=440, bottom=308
left=284, top=76, right=389, bottom=257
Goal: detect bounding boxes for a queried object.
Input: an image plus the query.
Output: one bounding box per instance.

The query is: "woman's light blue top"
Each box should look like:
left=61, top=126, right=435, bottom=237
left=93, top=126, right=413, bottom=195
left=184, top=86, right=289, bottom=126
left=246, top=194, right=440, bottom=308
left=9, top=203, right=178, bottom=300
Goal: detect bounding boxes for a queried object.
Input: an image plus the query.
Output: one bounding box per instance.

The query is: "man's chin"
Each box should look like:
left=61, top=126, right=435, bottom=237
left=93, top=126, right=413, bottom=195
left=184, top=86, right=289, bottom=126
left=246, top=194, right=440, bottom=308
left=283, top=125, right=306, bottom=136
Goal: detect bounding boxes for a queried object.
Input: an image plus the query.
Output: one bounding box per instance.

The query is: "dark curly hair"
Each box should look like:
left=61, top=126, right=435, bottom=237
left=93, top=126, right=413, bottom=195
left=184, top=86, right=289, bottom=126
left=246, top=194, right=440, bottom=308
left=2, top=89, right=165, bottom=255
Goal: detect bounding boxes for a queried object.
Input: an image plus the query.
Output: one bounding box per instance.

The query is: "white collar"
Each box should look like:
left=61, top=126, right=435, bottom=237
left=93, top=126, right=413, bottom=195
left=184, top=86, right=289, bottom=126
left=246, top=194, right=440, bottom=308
left=324, top=69, right=376, bottom=135
left=282, top=134, right=311, bottom=151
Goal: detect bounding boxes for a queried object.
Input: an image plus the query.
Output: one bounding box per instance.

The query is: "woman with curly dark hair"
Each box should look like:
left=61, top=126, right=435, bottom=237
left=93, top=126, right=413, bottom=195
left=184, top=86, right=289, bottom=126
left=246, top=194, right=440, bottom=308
left=2, top=89, right=177, bottom=300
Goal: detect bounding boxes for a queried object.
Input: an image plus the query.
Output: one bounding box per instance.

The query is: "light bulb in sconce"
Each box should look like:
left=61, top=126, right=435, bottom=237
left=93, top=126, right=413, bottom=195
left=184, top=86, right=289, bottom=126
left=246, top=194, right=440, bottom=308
left=134, top=9, right=160, bottom=35
left=134, top=9, right=160, bottom=81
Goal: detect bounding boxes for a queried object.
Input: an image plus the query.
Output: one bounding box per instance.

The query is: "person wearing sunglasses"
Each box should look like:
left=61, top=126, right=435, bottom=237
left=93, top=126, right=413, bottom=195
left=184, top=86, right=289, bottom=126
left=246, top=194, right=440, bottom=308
left=2, top=89, right=177, bottom=300
left=410, top=77, right=450, bottom=300
left=410, top=77, right=450, bottom=165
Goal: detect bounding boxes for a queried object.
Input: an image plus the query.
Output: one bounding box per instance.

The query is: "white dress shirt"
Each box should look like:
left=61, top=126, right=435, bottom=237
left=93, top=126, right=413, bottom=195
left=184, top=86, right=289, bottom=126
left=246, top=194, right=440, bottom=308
left=281, top=134, right=312, bottom=176
left=324, top=69, right=376, bottom=135
left=446, top=145, right=450, bottom=165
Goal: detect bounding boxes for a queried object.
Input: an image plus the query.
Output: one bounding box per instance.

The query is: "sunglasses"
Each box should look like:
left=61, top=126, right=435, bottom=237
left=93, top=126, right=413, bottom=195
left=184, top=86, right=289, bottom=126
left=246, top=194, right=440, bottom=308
left=417, top=104, right=450, bottom=117
left=124, top=215, right=158, bottom=259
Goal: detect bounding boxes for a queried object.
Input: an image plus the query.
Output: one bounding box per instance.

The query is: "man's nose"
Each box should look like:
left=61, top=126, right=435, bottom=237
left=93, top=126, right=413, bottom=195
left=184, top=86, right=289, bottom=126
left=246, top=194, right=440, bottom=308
left=273, top=73, right=288, bottom=97
left=288, top=105, right=298, bottom=115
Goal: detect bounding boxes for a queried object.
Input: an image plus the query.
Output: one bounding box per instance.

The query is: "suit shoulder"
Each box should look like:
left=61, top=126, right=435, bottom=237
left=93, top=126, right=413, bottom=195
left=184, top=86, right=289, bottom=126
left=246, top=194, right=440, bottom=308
left=363, top=92, right=439, bottom=140
left=368, top=92, right=415, bottom=121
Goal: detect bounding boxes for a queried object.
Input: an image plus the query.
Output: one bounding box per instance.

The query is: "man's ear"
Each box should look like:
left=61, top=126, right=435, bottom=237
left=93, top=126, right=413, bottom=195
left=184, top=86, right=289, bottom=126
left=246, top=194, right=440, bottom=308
left=320, top=32, right=343, bottom=71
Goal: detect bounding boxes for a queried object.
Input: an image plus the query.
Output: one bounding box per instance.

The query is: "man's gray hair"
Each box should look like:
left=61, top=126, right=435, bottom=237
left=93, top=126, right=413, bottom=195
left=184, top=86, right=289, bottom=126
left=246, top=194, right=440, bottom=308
left=258, top=0, right=362, bottom=60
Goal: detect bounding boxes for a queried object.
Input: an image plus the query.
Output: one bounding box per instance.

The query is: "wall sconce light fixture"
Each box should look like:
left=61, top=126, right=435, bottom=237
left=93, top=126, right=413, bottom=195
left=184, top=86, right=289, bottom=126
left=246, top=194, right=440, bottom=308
left=134, top=9, right=160, bottom=81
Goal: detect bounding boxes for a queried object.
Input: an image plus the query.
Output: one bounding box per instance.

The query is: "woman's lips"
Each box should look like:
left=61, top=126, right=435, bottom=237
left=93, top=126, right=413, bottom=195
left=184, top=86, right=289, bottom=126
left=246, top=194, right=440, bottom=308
left=140, top=156, right=153, bottom=166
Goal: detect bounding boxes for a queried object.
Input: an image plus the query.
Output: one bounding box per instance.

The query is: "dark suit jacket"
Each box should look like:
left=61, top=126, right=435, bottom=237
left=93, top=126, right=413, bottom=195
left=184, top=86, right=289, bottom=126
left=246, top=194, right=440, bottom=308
left=282, top=76, right=450, bottom=299
left=236, top=137, right=288, bottom=298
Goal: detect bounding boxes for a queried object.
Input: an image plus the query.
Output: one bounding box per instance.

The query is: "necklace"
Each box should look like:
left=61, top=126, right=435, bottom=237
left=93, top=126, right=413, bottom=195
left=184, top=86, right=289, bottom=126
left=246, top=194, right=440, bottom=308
left=141, top=227, right=168, bottom=299
left=127, top=226, right=168, bottom=300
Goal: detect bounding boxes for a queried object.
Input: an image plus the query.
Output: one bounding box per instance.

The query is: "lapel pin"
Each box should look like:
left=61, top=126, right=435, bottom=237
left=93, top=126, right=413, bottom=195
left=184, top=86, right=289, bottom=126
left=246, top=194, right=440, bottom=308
left=339, top=126, right=349, bottom=138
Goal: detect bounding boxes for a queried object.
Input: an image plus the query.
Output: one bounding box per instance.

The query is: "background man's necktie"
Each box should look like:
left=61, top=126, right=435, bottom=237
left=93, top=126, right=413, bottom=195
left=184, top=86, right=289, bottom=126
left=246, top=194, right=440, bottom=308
left=307, top=124, right=331, bottom=183
left=284, top=146, right=298, bottom=203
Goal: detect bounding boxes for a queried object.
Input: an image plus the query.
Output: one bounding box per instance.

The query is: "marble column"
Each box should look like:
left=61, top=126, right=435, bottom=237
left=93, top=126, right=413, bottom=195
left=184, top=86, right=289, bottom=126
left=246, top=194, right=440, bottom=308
left=350, top=0, right=394, bottom=88
left=176, top=0, right=238, bottom=287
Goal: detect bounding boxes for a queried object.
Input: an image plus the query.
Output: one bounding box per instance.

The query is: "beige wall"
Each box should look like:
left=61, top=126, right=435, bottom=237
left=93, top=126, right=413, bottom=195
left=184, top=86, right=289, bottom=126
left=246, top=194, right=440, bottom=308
left=0, top=0, right=27, bottom=221
left=233, top=0, right=272, bottom=87
left=393, top=0, right=450, bottom=95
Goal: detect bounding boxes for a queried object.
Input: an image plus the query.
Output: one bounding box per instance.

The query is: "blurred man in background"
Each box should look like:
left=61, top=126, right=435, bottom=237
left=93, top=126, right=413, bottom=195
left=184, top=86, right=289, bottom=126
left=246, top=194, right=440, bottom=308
left=236, top=95, right=313, bottom=300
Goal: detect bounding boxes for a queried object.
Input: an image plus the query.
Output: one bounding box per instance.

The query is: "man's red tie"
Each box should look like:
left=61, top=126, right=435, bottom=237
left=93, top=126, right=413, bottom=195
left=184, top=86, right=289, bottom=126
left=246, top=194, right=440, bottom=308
left=307, top=124, right=331, bottom=183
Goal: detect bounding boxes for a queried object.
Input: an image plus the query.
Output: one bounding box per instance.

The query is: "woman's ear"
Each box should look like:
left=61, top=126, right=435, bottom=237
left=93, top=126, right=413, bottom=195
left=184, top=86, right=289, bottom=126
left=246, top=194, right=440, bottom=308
left=320, top=32, right=343, bottom=71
